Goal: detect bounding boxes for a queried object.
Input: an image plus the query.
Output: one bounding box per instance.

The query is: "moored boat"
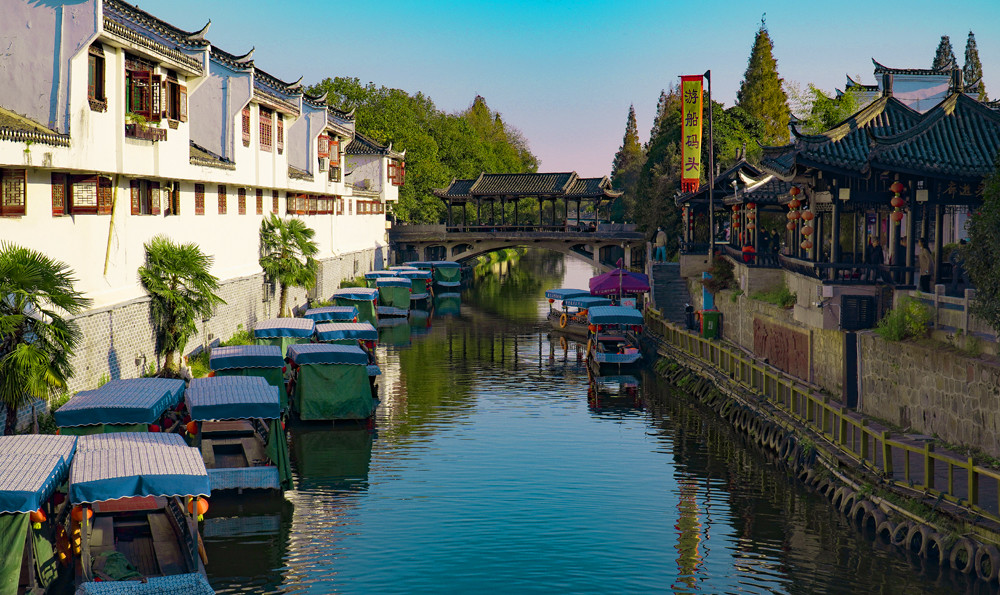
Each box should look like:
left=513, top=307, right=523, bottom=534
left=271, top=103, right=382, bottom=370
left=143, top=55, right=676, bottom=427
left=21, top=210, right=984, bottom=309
left=331, top=287, right=379, bottom=326
left=544, top=288, right=598, bottom=338
left=375, top=277, right=412, bottom=317
left=586, top=305, right=644, bottom=374
left=54, top=378, right=185, bottom=435
left=316, top=321, right=378, bottom=349
left=399, top=269, right=433, bottom=301
left=429, top=261, right=462, bottom=288
left=286, top=344, right=380, bottom=422
left=253, top=318, right=315, bottom=357
left=364, top=270, right=399, bottom=288
left=303, top=305, right=359, bottom=323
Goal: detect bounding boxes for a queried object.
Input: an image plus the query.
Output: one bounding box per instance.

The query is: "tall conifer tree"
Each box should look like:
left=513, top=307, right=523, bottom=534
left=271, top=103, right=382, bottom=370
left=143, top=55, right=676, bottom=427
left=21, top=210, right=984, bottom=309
left=735, top=18, right=790, bottom=146
left=933, top=35, right=957, bottom=70
left=646, top=90, right=670, bottom=149
left=964, top=31, right=987, bottom=101
left=610, top=105, right=645, bottom=221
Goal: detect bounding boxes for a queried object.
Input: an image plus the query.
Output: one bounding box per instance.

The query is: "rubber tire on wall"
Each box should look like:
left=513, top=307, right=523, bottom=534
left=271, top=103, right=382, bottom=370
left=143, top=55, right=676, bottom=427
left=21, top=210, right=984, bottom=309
left=975, top=543, right=1000, bottom=582
left=876, top=520, right=896, bottom=543
left=922, top=531, right=949, bottom=566
left=862, top=506, right=886, bottom=533
left=890, top=522, right=912, bottom=547
left=905, top=524, right=930, bottom=556
left=950, top=537, right=976, bottom=574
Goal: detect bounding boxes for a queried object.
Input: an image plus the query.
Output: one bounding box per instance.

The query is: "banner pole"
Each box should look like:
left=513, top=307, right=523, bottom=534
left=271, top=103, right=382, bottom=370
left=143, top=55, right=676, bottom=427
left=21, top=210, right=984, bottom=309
left=705, top=69, right=714, bottom=261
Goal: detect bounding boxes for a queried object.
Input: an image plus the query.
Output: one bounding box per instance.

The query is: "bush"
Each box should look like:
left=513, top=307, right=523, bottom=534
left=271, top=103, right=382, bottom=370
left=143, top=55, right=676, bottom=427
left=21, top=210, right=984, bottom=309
left=875, top=296, right=932, bottom=341
left=220, top=324, right=253, bottom=347
left=700, top=256, right=736, bottom=294
left=750, top=284, right=797, bottom=308
left=186, top=324, right=256, bottom=379
left=339, top=277, right=366, bottom=288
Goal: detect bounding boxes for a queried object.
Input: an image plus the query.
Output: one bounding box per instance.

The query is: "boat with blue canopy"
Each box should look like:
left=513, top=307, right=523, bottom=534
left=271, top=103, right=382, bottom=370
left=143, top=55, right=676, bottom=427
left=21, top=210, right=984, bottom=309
left=586, top=306, right=644, bottom=373
left=185, top=376, right=292, bottom=492
left=399, top=269, right=433, bottom=301
left=55, top=378, right=185, bottom=435
left=389, top=265, right=418, bottom=272
left=69, top=433, right=212, bottom=593
left=303, top=305, right=358, bottom=322
left=545, top=289, right=609, bottom=338
left=209, top=345, right=286, bottom=411
left=403, top=261, right=434, bottom=271
left=316, top=322, right=378, bottom=347
left=253, top=318, right=315, bottom=357
left=429, top=261, right=462, bottom=288
left=364, top=270, right=399, bottom=288
left=286, top=344, right=380, bottom=422
left=375, top=277, right=411, bottom=317
left=545, top=288, right=591, bottom=301
left=331, top=287, right=379, bottom=326
left=0, top=435, right=77, bottom=593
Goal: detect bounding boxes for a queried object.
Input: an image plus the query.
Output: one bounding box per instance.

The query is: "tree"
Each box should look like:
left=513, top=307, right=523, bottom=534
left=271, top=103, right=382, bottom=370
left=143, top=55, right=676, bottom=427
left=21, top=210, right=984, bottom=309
left=964, top=31, right=987, bottom=101
left=610, top=105, right=645, bottom=221
left=259, top=214, right=319, bottom=317
left=138, top=236, right=224, bottom=374
left=964, top=165, right=1000, bottom=334
left=933, top=35, right=956, bottom=70
left=790, top=85, right=865, bottom=134
left=0, top=243, right=90, bottom=435
left=735, top=18, right=790, bottom=146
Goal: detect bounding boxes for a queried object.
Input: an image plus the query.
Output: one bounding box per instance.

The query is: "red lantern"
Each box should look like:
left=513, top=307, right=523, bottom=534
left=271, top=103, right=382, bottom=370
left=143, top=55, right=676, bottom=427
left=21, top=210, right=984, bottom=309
left=891, top=211, right=905, bottom=223
left=71, top=506, right=92, bottom=523
left=801, top=240, right=813, bottom=250
left=789, top=198, right=801, bottom=209
left=787, top=211, right=800, bottom=221
left=30, top=509, right=46, bottom=525
left=747, top=212, right=756, bottom=220
left=548, top=298, right=555, bottom=304
left=790, top=186, right=801, bottom=196
left=786, top=222, right=796, bottom=231
left=747, top=202, right=757, bottom=210
left=731, top=205, right=739, bottom=212
left=148, top=424, right=160, bottom=433
left=890, top=181, right=905, bottom=194
left=186, top=420, right=198, bottom=435
left=891, top=196, right=905, bottom=208
left=801, top=210, right=815, bottom=221
left=187, top=497, right=209, bottom=521
left=746, top=223, right=756, bottom=230
left=801, top=225, right=814, bottom=236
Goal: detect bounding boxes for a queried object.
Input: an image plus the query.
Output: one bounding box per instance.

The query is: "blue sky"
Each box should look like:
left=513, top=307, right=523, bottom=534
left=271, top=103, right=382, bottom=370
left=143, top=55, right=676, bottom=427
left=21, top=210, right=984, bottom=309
left=141, top=0, right=1000, bottom=178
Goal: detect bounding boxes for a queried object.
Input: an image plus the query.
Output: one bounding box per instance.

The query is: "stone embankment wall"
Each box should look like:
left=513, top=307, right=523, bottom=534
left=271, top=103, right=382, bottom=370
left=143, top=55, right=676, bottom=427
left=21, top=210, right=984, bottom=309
left=860, top=333, right=1000, bottom=458
left=67, top=248, right=378, bottom=393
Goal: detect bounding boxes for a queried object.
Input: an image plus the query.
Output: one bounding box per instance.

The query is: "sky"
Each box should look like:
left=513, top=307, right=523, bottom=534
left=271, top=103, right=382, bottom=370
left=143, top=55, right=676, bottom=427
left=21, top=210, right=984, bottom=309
left=139, top=0, right=1000, bottom=178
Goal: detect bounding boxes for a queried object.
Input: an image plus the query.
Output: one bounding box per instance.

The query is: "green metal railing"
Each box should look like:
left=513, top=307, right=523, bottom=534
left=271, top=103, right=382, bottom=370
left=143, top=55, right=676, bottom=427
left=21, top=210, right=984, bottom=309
left=645, top=311, right=1000, bottom=521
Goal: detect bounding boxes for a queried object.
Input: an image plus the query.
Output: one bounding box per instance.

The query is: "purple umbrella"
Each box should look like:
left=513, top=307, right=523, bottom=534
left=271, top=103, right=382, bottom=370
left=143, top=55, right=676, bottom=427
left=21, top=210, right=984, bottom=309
left=589, top=268, right=650, bottom=297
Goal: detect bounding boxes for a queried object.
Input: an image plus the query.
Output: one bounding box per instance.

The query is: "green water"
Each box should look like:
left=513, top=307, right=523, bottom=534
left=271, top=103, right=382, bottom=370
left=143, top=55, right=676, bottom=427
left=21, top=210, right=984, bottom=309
left=204, top=250, right=986, bottom=594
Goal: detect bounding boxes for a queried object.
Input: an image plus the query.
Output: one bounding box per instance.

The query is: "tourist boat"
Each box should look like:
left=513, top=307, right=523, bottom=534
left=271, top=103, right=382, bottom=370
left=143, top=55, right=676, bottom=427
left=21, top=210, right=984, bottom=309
left=54, top=378, right=186, bottom=435
left=303, top=305, right=359, bottom=323
left=558, top=296, right=614, bottom=338
left=403, top=261, right=434, bottom=271
left=316, top=321, right=379, bottom=349
left=69, top=433, right=213, bottom=593
left=375, top=277, right=412, bottom=317
left=0, top=434, right=77, bottom=593
left=286, top=344, right=380, bottom=422
left=434, top=293, right=461, bottom=317
left=399, top=269, right=433, bottom=301
left=429, top=260, right=462, bottom=288
left=364, top=270, right=399, bottom=288
left=185, top=376, right=292, bottom=493
left=388, top=265, right=419, bottom=273
left=589, top=267, right=650, bottom=308
left=586, top=305, right=644, bottom=374
left=331, top=287, right=379, bottom=326
left=545, top=288, right=602, bottom=338
left=253, top=318, right=316, bottom=357
left=209, top=344, right=285, bottom=392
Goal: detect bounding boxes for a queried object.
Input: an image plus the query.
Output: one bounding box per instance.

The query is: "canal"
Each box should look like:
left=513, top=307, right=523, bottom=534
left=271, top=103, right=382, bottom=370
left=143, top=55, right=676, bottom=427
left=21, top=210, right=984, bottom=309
left=203, top=250, right=982, bottom=594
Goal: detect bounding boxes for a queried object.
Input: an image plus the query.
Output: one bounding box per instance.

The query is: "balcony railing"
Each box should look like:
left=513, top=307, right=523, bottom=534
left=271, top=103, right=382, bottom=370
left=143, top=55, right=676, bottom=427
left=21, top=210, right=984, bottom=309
left=778, top=255, right=916, bottom=286
left=125, top=123, right=167, bottom=142
left=721, top=244, right=780, bottom=268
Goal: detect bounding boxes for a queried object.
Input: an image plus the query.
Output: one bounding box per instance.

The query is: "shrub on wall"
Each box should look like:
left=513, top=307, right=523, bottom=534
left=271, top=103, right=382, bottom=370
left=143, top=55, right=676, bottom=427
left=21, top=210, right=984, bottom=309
left=875, top=296, right=932, bottom=341
left=700, top=256, right=736, bottom=294
left=750, top=283, right=796, bottom=308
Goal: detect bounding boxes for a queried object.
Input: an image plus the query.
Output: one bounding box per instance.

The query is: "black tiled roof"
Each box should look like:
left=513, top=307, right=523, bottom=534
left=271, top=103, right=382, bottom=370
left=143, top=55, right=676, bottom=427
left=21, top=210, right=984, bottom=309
left=470, top=172, right=576, bottom=196
left=565, top=176, right=621, bottom=198
left=211, top=46, right=254, bottom=70
left=189, top=142, right=234, bottom=170
left=346, top=132, right=401, bottom=157
left=433, top=178, right=477, bottom=200
left=872, top=58, right=954, bottom=76
left=722, top=175, right=791, bottom=206
left=869, top=93, right=1000, bottom=180
left=103, top=0, right=210, bottom=47
left=675, top=160, right=763, bottom=206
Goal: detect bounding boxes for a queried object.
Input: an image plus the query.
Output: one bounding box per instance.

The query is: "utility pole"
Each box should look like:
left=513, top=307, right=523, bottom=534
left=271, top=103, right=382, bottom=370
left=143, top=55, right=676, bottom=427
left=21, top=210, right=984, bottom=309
left=705, top=70, right=715, bottom=260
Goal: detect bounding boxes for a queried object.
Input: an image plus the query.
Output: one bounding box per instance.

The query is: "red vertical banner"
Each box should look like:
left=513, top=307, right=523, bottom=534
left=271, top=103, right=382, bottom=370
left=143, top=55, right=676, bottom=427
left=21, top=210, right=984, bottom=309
left=680, top=75, right=703, bottom=193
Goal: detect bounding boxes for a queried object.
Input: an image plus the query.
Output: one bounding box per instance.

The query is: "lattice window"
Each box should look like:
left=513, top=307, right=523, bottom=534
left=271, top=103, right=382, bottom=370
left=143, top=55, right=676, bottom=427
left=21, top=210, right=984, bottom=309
left=218, top=185, right=227, bottom=214
left=336, top=196, right=344, bottom=215
left=238, top=188, right=247, bottom=214
left=3, top=169, right=29, bottom=216
left=195, top=184, right=205, bottom=215
left=259, top=107, right=272, bottom=152
left=329, top=139, right=340, bottom=167
left=256, top=189, right=263, bottom=215
left=276, top=117, right=284, bottom=154
left=129, top=179, right=161, bottom=215
left=166, top=182, right=179, bottom=216
left=51, top=173, right=66, bottom=216
left=162, top=73, right=187, bottom=122
left=272, top=190, right=279, bottom=214
left=242, top=107, right=251, bottom=146
left=125, top=54, right=160, bottom=122
left=88, top=45, right=106, bottom=111
left=318, top=134, right=329, bottom=159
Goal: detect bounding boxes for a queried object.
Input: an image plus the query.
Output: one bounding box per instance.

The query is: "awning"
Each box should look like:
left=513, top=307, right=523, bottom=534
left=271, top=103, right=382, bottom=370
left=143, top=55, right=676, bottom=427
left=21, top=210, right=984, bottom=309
left=0, top=435, right=77, bottom=513
left=316, top=322, right=378, bottom=342
left=186, top=376, right=281, bottom=421
left=303, top=306, right=358, bottom=322
left=69, top=433, right=210, bottom=504
left=253, top=318, right=315, bottom=339
left=375, top=277, right=412, bottom=288
left=389, top=265, right=419, bottom=272
left=545, top=288, right=591, bottom=301
left=398, top=270, right=432, bottom=280
left=364, top=270, right=399, bottom=279
left=287, top=343, right=369, bottom=366
left=54, top=378, right=185, bottom=428
left=589, top=269, right=650, bottom=296
left=210, top=345, right=284, bottom=370
left=587, top=306, right=645, bottom=326
left=564, top=296, right=612, bottom=309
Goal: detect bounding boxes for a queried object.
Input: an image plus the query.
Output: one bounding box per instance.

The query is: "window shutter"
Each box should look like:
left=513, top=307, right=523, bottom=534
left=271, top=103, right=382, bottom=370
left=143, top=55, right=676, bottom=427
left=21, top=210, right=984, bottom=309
left=238, top=187, right=246, bottom=214
left=149, top=75, right=162, bottom=121
left=130, top=180, right=140, bottom=215
left=160, top=79, right=168, bottom=120
left=98, top=176, right=113, bottom=215
left=256, top=189, right=263, bottom=215
left=330, top=140, right=340, bottom=167
left=218, top=185, right=227, bottom=214
left=276, top=118, right=284, bottom=154
left=242, top=107, right=251, bottom=146
left=179, top=86, right=188, bottom=122
left=272, top=190, right=279, bottom=214
left=51, top=173, right=66, bottom=216
left=150, top=181, right=161, bottom=215
left=195, top=183, right=205, bottom=215
left=318, top=134, right=329, bottom=159
left=399, top=162, right=405, bottom=185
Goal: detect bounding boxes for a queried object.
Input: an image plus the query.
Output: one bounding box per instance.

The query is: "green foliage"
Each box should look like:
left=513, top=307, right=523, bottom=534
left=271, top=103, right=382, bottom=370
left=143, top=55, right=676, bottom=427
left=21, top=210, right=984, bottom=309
left=221, top=324, right=254, bottom=347
left=27, top=393, right=71, bottom=436
left=309, top=79, right=538, bottom=223
left=730, top=289, right=744, bottom=303
left=188, top=350, right=210, bottom=379
left=97, top=373, right=110, bottom=388
left=0, top=242, right=90, bottom=435
left=610, top=105, right=645, bottom=222
left=875, top=296, right=932, bottom=341
left=700, top=256, right=736, bottom=295
left=750, top=283, right=796, bottom=308
left=964, top=164, right=1000, bottom=334
left=736, top=19, right=790, bottom=146
left=788, top=84, right=864, bottom=134
left=138, top=235, right=225, bottom=374
left=933, top=35, right=957, bottom=70
left=259, top=214, right=319, bottom=317
left=339, top=277, right=366, bottom=289
left=964, top=31, right=987, bottom=101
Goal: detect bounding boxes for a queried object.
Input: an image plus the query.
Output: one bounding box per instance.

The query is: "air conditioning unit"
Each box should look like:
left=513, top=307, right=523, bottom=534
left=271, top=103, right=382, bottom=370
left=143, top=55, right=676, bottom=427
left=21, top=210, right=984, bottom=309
left=318, top=157, right=328, bottom=172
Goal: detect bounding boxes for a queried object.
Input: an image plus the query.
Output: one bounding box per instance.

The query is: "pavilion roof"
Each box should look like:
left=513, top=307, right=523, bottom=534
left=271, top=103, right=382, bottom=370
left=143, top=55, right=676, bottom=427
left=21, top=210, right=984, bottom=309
left=433, top=172, right=620, bottom=201
left=104, top=0, right=211, bottom=48
left=674, top=160, right=763, bottom=206
left=722, top=174, right=792, bottom=206
left=565, top=176, right=623, bottom=199
left=346, top=132, right=404, bottom=158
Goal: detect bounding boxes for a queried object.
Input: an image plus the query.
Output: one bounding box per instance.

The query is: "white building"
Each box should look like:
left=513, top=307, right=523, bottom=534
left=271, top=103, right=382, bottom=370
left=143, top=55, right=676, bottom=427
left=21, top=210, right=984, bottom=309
left=0, top=0, right=404, bottom=391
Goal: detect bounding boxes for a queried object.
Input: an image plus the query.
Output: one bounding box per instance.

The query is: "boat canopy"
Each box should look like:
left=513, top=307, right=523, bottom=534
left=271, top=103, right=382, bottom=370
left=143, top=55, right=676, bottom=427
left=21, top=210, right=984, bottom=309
left=399, top=270, right=432, bottom=280
left=69, top=433, right=210, bottom=504
left=55, top=378, right=185, bottom=428
left=304, top=305, right=358, bottom=322
left=331, top=287, right=379, bottom=301
left=403, top=261, right=434, bottom=270
left=587, top=306, right=645, bottom=326
left=545, top=288, right=591, bottom=301
left=375, top=277, right=412, bottom=288
left=364, top=270, right=399, bottom=279
left=0, top=435, right=77, bottom=513
left=390, top=265, right=419, bottom=272
left=210, top=345, right=284, bottom=370
left=429, top=261, right=461, bottom=268
left=589, top=268, right=651, bottom=296
left=564, top=296, right=612, bottom=309
left=186, top=376, right=281, bottom=421
left=316, top=322, right=378, bottom=342
left=74, top=573, right=215, bottom=595
left=287, top=343, right=369, bottom=366
left=253, top=317, right=315, bottom=339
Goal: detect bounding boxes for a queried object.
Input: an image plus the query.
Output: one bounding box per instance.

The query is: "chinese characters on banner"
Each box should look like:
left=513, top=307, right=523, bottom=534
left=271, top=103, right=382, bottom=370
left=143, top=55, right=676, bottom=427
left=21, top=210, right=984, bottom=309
left=680, top=75, right=703, bottom=194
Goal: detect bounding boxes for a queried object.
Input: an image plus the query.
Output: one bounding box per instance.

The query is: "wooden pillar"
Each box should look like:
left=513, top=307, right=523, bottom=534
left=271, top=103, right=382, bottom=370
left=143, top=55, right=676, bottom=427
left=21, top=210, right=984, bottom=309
left=831, top=199, right=841, bottom=265
left=934, top=204, right=944, bottom=285
left=906, top=207, right=917, bottom=285
left=477, top=199, right=481, bottom=226
left=447, top=202, right=453, bottom=227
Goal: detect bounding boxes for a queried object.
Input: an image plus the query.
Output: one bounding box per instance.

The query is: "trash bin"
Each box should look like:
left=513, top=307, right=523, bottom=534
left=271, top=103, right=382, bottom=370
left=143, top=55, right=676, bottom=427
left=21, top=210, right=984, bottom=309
left=700, top=309, right=721, bottom=339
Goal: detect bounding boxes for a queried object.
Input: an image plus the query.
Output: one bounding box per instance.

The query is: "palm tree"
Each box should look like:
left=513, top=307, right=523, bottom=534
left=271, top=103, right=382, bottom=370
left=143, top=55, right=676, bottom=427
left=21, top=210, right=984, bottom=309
left=138, top=235, right=224, bottom=374
left=259, top=214, right=319, bottom=317
left=0, top=242, right=90, bottom=435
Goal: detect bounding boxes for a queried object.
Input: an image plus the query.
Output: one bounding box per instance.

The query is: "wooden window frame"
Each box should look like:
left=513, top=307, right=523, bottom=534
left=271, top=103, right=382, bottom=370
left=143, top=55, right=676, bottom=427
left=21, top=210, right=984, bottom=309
left=329, top=139, right=340, bottom=168
left=276, top=116, right=284, bottom=154
left=259, top=107, right=272, bottom=152
left=272, top=190, right=279, bottom=214
left=238, top=187, right=247, bottom=214
left=161, top=74, right=187, bottom=123
left=0, top=168, right=26, bottom=217
left=88, top=45, right=107, bottom=112
left=125, top=55, right=160, bottom=122
left=256, top=189, right=264, bottom=215
left=318, top=134, right=330, bottom=159
left=194, top=183, right=205, bottom=215
left=129, top=179, right=161, bottom=216
left=218, top=185, right=227, bottom=214
left=242, top=107, right=251, bottom=146
left=166, top=182, right=180, bottom=216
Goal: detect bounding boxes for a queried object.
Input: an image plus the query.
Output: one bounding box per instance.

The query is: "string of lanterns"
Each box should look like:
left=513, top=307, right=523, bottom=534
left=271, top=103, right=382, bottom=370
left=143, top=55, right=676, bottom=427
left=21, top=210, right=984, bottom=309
left=890, top=181, right=906, bottom=223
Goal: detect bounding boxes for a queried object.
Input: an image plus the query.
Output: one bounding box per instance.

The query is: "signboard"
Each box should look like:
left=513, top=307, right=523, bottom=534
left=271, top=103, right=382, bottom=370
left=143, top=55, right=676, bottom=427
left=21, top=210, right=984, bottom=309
left=680, top=75, right=703, bottom=194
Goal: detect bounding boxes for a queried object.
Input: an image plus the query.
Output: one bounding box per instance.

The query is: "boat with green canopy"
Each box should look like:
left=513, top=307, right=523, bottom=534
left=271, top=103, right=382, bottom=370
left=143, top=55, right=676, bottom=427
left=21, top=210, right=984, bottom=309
left=364, top=270, right=399, bottom=288
left=69, top=433, right=213, bottom=593
left=331, top=287, right=379, bottom=326
left=586, top=305, right=644, bottom=374
left=0, top=434, right=77, bottom=594
left=316, top=322, right=378, bottom=348
left=54, top=378, right=185, bottom=435
left=403, top=261, right=434, bottom=271
left=209, top=345, right=286, bottom=410
left=253, top=318, right=315, bottom=357
left=388, top=265, right=418, bottom=272
left=399, top=269, right=433, bottom=301
left=429, top=261, right=462, bottom=288
left=185, top=376, right=292, bottom=492
left=375, top=277, right=411, bottom=317
left=286, top=344, right=380, bottom=422
left=303, top=305, right=358, bottom=322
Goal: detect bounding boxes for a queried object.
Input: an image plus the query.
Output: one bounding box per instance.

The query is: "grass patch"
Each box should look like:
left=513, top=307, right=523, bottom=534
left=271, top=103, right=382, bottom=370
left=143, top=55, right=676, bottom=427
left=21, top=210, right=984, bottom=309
left=875, top=296, right=932, bottom=341
left=339, top=277, right=367, bottom=288
left=187, top=324, right=255, bottom=378
left=750, top=284, right=796, bottom=308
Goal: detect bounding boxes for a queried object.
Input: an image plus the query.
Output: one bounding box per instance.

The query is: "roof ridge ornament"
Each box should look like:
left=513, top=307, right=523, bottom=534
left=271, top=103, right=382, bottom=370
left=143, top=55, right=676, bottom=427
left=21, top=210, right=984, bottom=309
left=235, top=47, right=255, bottom=64
left=187, top=20, right=211, bottom=41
